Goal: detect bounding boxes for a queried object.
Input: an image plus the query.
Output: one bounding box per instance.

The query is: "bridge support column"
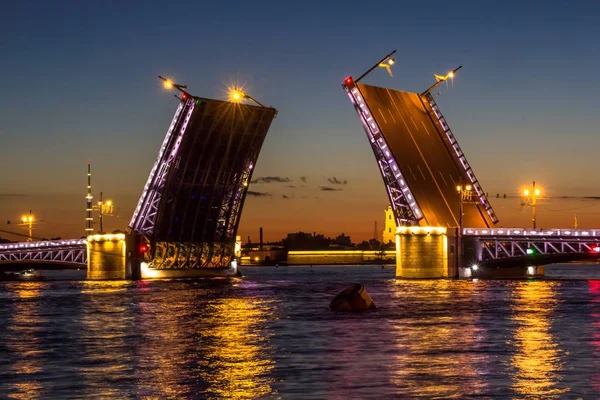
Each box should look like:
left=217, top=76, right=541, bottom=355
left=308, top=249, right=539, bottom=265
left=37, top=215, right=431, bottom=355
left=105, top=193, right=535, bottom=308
left=87, top=233, right=127, bottom=280
left=396, top=227, right=455, bottom=278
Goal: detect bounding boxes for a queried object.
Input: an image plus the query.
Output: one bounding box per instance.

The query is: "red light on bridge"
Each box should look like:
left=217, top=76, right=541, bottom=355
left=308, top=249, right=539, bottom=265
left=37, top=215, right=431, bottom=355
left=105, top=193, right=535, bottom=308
left=181, top=93, right=188, bottom=100
left=344, top=76, right=353, bottom=86
left=139, top=244, right=148, bottom=254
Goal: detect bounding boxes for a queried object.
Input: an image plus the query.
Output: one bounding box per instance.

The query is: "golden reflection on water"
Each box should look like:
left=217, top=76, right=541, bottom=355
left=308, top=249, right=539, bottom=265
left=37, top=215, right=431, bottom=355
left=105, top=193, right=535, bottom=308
left=135, top=285, right=276, bottom=399
left=80, top=280, right=133, bottom=398
left=510, top=281, right=566, bottom=398
left=6, top=282, right=44, bottom=399
left=198, top=297, right=277, bottom=399
left=391, top=280, right=487, bottom=397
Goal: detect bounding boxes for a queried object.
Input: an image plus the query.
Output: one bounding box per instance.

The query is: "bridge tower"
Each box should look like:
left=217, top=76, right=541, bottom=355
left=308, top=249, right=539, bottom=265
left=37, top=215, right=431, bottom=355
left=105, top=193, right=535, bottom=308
left=382, top=206, right=396, bottom=244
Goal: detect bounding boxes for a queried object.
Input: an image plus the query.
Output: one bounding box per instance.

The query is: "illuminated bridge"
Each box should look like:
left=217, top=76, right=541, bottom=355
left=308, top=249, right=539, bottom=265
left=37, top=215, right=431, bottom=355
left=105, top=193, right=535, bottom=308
left=342, top=52, right=599, bottom=278
left=0, top=239, right=86, bottom=267
left=1, top=80, right=277, bottom=279
left=127, top=90, right=277, bottom=276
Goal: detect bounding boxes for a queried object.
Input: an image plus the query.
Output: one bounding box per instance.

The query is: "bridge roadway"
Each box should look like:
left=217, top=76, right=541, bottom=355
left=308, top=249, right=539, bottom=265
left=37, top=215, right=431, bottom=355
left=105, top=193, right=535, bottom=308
left=356, top=83, right=495, bottom=228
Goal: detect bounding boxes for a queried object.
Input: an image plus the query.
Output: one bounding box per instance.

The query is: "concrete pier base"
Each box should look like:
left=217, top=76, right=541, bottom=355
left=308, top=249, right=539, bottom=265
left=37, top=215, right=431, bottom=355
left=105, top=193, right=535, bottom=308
left=87, top=233, right=127, bottom=280
left=396, top=227, right=455, bottom=278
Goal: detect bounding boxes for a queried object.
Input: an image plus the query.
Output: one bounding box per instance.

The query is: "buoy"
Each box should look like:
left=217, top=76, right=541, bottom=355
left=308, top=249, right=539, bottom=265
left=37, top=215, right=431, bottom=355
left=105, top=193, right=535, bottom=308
left=330, top=283, right=376, bottom=312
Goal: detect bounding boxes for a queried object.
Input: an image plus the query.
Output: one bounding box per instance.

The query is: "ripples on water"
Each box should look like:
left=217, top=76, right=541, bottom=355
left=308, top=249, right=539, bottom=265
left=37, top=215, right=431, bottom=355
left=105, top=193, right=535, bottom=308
left=1, top=265, right=600, bottom=398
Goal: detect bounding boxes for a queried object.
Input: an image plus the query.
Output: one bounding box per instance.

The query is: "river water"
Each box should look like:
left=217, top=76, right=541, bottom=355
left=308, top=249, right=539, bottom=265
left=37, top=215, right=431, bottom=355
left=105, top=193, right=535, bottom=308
left=1, top=264, right=600, bottom=399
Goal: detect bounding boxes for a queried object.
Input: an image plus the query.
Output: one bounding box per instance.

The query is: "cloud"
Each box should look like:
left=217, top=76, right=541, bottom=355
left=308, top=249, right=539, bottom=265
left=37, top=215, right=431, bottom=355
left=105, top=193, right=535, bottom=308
left=300, top=176, right=307, bottom=183
left=327, top=177, right=348, bottom=185
left=319, top=186, right=342, bottom=192
left=250, top=176, right=291, bottom=184
left=246, top=191, right=272, bottom=197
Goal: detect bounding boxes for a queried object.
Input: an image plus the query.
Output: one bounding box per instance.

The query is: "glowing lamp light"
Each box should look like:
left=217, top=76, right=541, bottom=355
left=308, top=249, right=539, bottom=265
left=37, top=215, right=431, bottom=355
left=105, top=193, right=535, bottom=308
left=535, top=189, right=540, bottom=196
left=387, top=58, right=395, bottom=66
left=181, top=93, right=188, bottom=100
left=526, top=248, right=535, bottom=255
left=471, top=264, right=478, bottom=271
left=465, top=185, right=472, bottom=191
left=163, top=79, right=174, bottom=89
left=593, top=246, right=600, bottom=253
left=139, top=244, right=148, bottom=254
left=448, top=71, right=455, bottom=78
left=523, top=189, right=530, bottom=196
left=344, top=76, right=353, bottom=85
left=229, top=88, right=244, bottom=103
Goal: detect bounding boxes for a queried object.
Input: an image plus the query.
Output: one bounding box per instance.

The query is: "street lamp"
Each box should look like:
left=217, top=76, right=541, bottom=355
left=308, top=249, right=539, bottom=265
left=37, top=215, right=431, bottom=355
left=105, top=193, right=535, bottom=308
left=94, top=191, right=115, bottom=234
left=455, top=182, right=473, bottom=272
left=378, top=55, right=396, bottom=77
left=228, top=87, right=267, bottom=107
left=422, top=65, right=463, bottom=95
left=522, top=181, right=541, bottom=229
left=349, top=49, right=398, bottom=85
left=20, top=210, right=34, bottom=242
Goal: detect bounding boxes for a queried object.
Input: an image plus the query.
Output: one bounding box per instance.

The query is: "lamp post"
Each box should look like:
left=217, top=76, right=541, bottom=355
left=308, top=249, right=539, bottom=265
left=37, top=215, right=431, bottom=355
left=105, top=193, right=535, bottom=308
left=522, top=181, right=541, bottom=229
left=95, top=192, right=114, bottom=234
left=456, top=182, right=473, bottom=272
left=352, top=50, right=397, bottom=84
left=228, top=87, right=268, bottom=108
left=422, top=65, right=463, bottom=95
left=20, top=210, right=34, bottom=242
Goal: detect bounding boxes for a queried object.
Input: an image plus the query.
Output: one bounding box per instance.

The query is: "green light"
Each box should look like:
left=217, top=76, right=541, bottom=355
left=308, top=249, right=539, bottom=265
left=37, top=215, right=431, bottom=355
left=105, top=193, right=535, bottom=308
left=526, top=248, right=535, bottom=255
left=195, top=99, right=202, bottom=106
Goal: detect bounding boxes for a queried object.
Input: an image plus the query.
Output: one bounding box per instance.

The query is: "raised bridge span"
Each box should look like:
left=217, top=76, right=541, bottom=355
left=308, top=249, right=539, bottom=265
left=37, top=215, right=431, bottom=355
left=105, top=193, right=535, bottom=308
left=0, top=65, right=596, bottom=279
left=342, top=63, right=599, bottom=278
left=1, top=83, right=278, bottom=279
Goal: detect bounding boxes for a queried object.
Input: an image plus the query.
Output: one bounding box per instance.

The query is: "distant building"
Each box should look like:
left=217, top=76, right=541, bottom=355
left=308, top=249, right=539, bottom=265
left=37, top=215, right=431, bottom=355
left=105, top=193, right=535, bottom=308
left=382, top=205, right=397, bottom=244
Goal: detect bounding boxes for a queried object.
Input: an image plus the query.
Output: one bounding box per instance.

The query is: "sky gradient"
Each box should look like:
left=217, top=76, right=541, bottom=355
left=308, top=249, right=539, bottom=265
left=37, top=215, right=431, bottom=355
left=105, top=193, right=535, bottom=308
left=1, top=0, right=600, bottom=242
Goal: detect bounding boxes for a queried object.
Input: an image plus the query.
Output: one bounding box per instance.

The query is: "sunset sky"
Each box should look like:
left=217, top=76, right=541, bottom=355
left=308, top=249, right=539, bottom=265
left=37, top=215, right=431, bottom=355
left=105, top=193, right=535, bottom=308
left=1, top=1, right=600, bottom=243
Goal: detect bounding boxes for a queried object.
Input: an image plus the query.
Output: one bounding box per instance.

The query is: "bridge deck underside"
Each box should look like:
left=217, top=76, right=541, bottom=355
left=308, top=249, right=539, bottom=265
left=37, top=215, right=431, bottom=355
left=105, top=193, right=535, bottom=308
left=358, top=84, right=493, bottom=228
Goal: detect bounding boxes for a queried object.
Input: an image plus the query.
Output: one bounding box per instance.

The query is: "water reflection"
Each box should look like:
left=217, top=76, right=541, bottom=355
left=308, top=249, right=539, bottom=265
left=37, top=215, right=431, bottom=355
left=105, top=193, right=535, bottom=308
left=509, top=281, right=566, bottom=398
left=588, top=280, right=600, bottom=392
left=79, top=280, right=135, bottom=398
left=134, top=282, right=277, bottom=398
left=391, top=280, right=488, bottom=397
left=5, top=282, right=44, bottom=399
left=198, top=295, right=277, bottom=399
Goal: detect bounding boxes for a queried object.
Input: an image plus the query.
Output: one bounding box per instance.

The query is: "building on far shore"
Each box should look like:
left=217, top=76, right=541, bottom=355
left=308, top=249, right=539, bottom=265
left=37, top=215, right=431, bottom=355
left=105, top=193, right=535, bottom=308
left=382, top=205, right=397, bottom=244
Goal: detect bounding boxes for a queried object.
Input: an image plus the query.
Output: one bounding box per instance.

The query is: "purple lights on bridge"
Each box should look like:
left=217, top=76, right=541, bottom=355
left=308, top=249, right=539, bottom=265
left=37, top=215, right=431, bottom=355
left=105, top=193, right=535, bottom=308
left=0, top=239, right=87, bottom=266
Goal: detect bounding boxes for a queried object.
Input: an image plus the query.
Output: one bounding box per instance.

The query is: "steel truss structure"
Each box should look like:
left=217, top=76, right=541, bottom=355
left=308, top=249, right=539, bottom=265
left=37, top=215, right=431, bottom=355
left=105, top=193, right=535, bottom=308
left=423, top=92, right=498, bottom=224
left=344, top=83, right=422, bottom=226
left=130, top=96, right=277, bottom=269
left=464, top=228, right=600, bottom=261
left=0, top=239, right=87, bottom=266
left=129, top=101, right=189, bottom=234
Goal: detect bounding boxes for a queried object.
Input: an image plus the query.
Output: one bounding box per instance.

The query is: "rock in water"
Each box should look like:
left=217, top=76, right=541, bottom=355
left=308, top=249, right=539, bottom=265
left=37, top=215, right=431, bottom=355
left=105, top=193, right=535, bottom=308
left=330, top=283, right=376, bottom=312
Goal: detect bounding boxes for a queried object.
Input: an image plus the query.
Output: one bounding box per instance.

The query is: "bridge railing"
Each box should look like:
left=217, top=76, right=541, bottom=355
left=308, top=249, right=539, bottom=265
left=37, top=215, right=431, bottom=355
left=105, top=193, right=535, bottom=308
left=0, top=239, right=87, bottom=266
left=463, top=228, right=600, bottom=237
left=463, top=228, right=600, bottom=261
